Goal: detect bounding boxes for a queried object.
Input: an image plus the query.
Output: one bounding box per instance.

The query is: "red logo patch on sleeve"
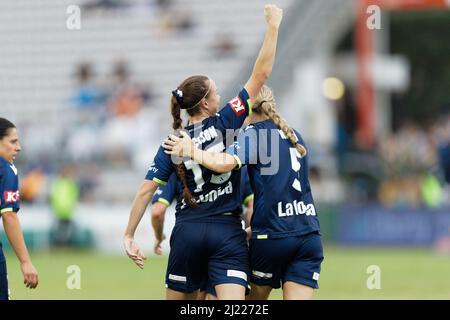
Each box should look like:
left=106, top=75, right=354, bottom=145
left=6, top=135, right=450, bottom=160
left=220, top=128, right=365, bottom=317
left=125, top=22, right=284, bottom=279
left=4, top=190, right=20, bottom=203
left=228, top=96, right=246, bottom=116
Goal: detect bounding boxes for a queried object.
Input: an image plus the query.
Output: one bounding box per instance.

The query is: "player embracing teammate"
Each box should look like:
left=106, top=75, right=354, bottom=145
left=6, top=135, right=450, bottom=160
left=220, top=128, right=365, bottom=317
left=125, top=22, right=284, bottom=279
left=124, top=4, right=284, bottom=300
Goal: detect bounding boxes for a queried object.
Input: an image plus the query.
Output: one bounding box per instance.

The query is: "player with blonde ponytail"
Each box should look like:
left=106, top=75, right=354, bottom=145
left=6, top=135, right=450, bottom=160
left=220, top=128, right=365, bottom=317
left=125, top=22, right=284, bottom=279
left=165, top=85, right=323, bottom=300
left=252, top=85, right=307, bottom=158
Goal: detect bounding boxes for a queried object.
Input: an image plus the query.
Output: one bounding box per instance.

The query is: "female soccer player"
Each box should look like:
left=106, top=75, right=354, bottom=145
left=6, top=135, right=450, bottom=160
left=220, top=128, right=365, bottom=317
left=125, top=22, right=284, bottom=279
left=151, top=168, right=253, bottom=256
left=164, top=85, right=324, bottom=300
left=0, top=118, right=39, bottom=300
left=124, top=5, right=283, bottom=300
left=150, top=169, right=254, bottom=301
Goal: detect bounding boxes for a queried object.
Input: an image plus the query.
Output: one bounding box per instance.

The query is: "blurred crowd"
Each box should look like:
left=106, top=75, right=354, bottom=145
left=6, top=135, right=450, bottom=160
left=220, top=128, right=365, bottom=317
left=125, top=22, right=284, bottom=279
left=377, top=116, right=450, bottom=208
left=337, top=114, right=450, bottom=209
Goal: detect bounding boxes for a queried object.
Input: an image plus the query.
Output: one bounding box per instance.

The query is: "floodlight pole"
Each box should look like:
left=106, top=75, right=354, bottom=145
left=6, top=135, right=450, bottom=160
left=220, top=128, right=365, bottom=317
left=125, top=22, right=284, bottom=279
left=355, top=0, right=448, bottom=149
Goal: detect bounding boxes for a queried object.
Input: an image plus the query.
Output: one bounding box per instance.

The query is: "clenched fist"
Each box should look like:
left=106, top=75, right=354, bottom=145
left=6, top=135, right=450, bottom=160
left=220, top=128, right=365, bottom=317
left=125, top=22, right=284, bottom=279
left=264, top=4, right=283, bottom=28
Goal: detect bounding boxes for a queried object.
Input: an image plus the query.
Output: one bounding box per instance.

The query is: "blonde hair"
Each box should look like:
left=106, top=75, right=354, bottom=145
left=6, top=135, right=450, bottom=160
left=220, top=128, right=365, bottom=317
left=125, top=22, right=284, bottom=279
left=253, top=85, right=307, bottom=157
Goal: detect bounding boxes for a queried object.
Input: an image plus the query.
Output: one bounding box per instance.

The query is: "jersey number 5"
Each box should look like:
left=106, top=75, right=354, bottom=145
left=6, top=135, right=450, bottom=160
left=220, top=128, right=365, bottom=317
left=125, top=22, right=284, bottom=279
left=279, top=129, right=302, bottom=192
left=289, top=148, right=302, bottom=192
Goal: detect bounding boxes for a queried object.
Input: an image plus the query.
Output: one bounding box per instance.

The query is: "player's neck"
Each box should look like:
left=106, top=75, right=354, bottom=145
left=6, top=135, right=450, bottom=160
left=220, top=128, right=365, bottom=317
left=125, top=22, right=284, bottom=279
left=250, top=113, right=269, bottom=123
left=187, top=111, right=210, bottom=126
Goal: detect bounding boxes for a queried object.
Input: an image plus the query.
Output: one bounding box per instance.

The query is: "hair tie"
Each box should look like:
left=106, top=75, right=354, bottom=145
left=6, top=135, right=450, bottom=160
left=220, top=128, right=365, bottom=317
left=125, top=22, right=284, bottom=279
left=172, top=89, right=184, bottom=106
left=255, top=100, right=267, bottom=109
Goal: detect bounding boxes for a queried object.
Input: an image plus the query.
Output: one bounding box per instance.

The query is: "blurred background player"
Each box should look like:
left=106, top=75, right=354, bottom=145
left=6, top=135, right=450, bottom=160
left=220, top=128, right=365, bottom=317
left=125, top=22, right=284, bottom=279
left=164, top=85, right=323, bottom=300
left=0, top=118, right=39, bottom=300
left=124, top=4, right=283, bottom=300
left=49, top=164, right=80, bottom=247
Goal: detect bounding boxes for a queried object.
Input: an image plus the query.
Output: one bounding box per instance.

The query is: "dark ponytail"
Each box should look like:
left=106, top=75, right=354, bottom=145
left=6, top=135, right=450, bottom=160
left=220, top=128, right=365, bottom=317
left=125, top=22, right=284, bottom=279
left=170, top=83, right=203, bottom=208
left=0, top=118, right=16, bottom=140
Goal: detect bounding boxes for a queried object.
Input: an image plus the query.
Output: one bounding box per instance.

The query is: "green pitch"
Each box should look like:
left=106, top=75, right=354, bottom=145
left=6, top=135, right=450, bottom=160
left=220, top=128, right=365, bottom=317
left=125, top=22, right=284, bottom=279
left=4, top=246, right=450, bottom=299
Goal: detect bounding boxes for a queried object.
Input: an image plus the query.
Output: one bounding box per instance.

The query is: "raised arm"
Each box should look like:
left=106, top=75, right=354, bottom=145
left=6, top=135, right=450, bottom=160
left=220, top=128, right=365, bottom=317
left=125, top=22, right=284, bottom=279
left=124, top=179, right=159, bottom=269
left=244, top=4, right=283, bottom=101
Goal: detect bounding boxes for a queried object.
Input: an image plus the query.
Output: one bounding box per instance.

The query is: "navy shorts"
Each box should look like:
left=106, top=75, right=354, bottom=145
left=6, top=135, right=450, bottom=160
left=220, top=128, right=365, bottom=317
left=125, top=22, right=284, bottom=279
left=166, top=217, right=249, bottom=293
left=0, top=246, right=9, bottom=300
left=249, top=231, right=323, bottom=289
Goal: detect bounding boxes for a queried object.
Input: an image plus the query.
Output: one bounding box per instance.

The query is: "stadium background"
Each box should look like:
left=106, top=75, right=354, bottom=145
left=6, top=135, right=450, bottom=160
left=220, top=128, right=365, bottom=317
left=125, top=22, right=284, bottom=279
left=1, top=0, right=449, bottom=299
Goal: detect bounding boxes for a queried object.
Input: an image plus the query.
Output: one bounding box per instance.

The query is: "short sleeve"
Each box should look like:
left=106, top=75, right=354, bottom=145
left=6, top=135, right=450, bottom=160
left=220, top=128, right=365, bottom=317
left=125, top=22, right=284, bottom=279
left=145, top=145, right=174, bottom=185
left=0, top=163, right=20, bottom=214
left=151, top=173, right=179, bottom=205
left=217, top=88, right=252, bottom=131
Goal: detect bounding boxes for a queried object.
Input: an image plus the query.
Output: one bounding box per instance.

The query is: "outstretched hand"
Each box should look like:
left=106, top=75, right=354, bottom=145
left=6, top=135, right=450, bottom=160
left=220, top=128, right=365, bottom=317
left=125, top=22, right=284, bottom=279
left=264, top=4, right=283, bottom=28
left=163, top=131, right=195, bottom=158
left=124, top=236, right=147, bottom=269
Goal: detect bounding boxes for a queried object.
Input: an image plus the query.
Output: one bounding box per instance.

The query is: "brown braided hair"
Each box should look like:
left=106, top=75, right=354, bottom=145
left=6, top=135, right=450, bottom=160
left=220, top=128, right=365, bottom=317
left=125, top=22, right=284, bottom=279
left=170, top=75, right=211, bottom=207
left=252, top=85, right=307, bottom=157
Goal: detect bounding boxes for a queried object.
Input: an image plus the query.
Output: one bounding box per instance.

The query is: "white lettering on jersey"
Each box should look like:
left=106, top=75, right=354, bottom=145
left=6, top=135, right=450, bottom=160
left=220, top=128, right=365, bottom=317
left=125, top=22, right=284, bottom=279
left=228, top=97, right=246, bottom=116
left=192, top=126, right=219, bottom=147
left=180, top=181, right=233, bottom=209
left=148, top=162, right=158, bottom=173
left=4, top=190, right=20, bottom=203
left=277, top=200, right=316, bottom=217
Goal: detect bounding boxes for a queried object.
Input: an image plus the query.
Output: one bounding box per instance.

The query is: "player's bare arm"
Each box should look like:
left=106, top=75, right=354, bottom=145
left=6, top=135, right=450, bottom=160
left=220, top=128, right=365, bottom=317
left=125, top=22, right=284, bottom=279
left=244, top=4, right=283, bottom=101
left=124, top=179, right=158, bottom=269
left=1, top=212, right=39, bottom=289
left=163, top=132, right=237, bottom=173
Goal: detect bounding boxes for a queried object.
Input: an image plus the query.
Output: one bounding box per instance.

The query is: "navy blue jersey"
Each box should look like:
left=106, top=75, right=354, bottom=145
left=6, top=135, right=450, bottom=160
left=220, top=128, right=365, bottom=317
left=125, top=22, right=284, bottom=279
left=152, top=168, right=253, bottom=214
left=231, top=120, right=320, bottom=239
left=0, top=157, right=20, bottom=215
left=151, top=173, right=180, bottom=206
left=146, top=88, right=252, bottom=222
left=240, top=166, right=253, bottom=208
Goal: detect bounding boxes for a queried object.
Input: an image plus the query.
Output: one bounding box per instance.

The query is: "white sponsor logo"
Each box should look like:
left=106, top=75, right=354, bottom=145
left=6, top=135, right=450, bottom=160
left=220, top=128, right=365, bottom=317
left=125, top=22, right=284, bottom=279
left=313, top=272, right=320, bottom=281
left=180, top=181, right=233, bottom=209
left=148, top=162, right=158, bottom=173
left=227, top=270, right=247, bottom=281
left=168, top=274, right=187, bottom=283
left=198, top=181, right=233, bottom=203
left=228, top=97, right=246, bottom=116
left=277, top=200, right=316, bottom=217
left=4, top=191, right=19, bottom=203
left=252, top=270, right=273, bottom=279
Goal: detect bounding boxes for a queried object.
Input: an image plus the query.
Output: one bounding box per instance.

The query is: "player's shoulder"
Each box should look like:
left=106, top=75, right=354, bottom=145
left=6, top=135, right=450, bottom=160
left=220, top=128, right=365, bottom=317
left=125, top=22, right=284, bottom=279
left=0, top=158, right=18, bottom=178
left=292, top=128, right=305, bottom=144
left=244, top=119, right=273, bottom=132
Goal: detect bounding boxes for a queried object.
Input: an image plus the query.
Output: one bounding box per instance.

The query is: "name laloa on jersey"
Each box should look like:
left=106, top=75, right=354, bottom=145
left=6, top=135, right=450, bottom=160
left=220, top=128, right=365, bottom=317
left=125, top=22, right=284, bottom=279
left=277, top=200, right=316, bottom=217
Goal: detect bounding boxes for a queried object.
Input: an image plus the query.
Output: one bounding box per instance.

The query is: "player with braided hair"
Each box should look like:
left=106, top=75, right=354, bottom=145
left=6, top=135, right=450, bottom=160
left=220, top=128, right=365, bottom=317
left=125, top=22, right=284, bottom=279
left=124, top=5, right=283, bottom=300
left=164, top=85, right=323, bottom=300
